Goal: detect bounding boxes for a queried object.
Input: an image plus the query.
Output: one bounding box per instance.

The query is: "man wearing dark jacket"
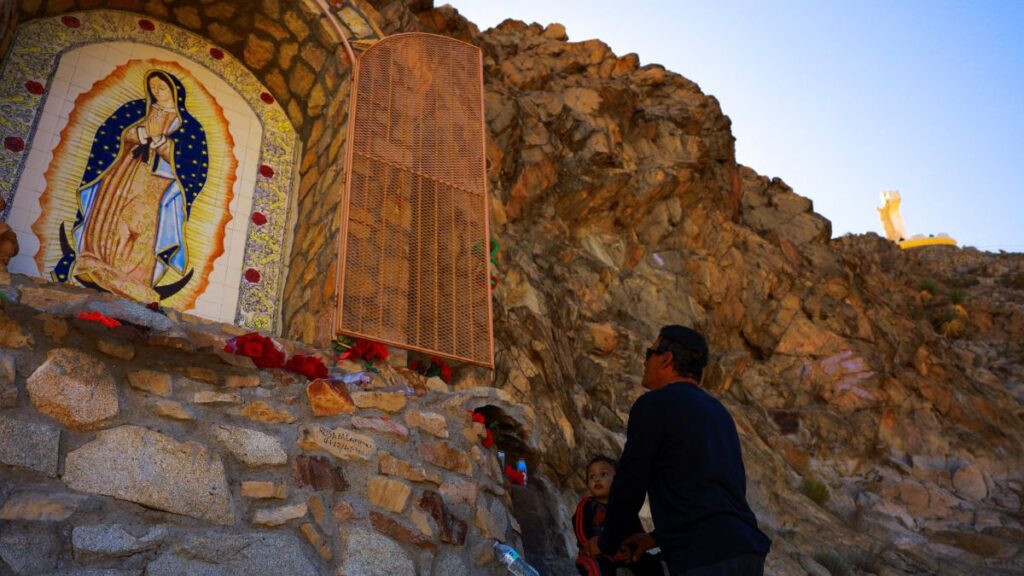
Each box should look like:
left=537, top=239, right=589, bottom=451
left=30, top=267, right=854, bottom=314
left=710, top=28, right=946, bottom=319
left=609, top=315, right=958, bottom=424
left=583, top=325, right=771, bottom=575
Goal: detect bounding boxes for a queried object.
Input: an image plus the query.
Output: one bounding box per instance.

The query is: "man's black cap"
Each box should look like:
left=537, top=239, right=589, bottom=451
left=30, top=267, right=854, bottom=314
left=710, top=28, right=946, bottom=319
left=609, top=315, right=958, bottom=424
left=658, top=325, right=708, bottom=366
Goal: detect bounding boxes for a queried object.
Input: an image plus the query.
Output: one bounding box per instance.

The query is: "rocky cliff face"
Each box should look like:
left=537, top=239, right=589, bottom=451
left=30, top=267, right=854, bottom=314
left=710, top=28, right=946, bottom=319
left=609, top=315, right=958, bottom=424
left=369, top=2, right=1024, bottom=574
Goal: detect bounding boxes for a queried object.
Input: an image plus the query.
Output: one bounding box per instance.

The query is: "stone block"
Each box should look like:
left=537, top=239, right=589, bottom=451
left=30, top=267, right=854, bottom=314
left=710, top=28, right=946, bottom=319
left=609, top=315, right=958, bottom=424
left=298, top=425, right=375, bottom=461
left=419, top=442, right=472, bottom=475
left=128, top=370, right=172, bottom=397
left=406, top=410, right=449, bottom=438
left=0, top=308, right=32, bottom=348
left=192, top=391, right=241, bottom=404
left=308, top=493, right=327, bottom=528
left=340, top=527, right=414, bottom=576
left=332, top=500, right=357, bottom=522
left=0, top=491, right=85, bottom=521
left=0, top=527, right=59, bottom=575
left=350, top=416, right=410, bottom=441
left=213, top=425, right=287, bottom=466
left=953, top=465, right=987, bottom=500
left=369, top=510, right=435, bottom=549
left=299, top=522, right=333, bottom=561
left=238, top=401, right=296, bottom=424
left=72, top=524, right=167, bottom=561
left=0, top=350, right=15, bottom=407
left=97, top=339, right=135, bottom=360
left=0, top=416, right=60, bottom=476
left=352, top=391, right=407, bottom=413
left=152, top=400, right=193, bottom=421
left=293, top=454, right=349, bottom=492
left=367, top=476, right=411, bottom=513
left=27, top=348, right=119, bottom=431
left=419, top=490, right=468, bottom=546
left=474, top=497, right=508, bottom=540
left=440, top=478, right=479, bottom=505
left=410, top=507, right=434, bottom=537
left=252, top=502, right=307, bottom=527
left=64, top=425, right=234, bottom=525
left=185, top=366, right=219, bottom=384
left=244, top=35, right=276, bottom=70
left=241, top=481, right=289, bottom=499
left=379, top=452, right=442, bottom=485
left=225, top=374, right=260, bottom=388
left=307, top=378, right=356, bottom=415
left=146, top=532, right=318, bottom=575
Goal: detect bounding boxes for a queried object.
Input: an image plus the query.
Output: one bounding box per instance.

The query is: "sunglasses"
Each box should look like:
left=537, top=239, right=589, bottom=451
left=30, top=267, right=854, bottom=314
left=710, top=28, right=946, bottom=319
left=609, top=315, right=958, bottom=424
left=645, top=347, right=669, bottom=360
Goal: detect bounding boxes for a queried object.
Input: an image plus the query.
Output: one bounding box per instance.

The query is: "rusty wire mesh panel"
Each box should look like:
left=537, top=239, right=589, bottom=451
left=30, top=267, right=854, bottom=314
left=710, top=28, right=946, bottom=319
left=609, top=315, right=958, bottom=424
left=336, top=33, right=493, bottom=367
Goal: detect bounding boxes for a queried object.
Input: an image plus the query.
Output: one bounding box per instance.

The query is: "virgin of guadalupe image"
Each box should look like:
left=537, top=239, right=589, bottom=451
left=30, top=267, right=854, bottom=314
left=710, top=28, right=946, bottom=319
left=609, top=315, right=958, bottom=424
left=52, top=69, right=209, bottom=303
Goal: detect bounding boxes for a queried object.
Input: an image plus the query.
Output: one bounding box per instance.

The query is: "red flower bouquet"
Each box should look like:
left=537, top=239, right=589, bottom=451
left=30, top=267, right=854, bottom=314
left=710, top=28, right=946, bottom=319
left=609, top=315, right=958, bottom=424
left=409, top=356, right=453, bottom=384
left=224, top=332, right=285, bottom=369
left=284, top=354, right=328, bottom=381
left=337, top=338, right=389, bottom=364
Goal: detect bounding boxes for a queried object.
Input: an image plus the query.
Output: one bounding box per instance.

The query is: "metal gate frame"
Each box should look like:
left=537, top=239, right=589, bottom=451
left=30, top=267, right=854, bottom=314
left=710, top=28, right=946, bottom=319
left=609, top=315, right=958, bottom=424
left=334, top=32, right=494, bottom=368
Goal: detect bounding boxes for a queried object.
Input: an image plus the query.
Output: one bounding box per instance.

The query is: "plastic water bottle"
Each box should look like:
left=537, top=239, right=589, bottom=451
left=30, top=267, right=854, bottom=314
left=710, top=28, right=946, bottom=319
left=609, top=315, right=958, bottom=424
left=492, top=541, right=540, bottom=576
left=516, top=458, right=528, bottom=487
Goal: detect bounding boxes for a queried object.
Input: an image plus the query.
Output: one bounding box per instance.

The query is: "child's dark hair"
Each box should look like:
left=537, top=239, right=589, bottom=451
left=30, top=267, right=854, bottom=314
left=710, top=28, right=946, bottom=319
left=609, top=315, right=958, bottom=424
left=587, top=455, right=618, bottom=471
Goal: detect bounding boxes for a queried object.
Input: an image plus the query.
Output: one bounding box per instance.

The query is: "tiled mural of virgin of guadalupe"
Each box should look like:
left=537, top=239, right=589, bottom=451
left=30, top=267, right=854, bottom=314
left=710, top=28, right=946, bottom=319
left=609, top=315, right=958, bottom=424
left=44, top=63, right=233, bottom=307
left=0, top=11, right=300, bottom=330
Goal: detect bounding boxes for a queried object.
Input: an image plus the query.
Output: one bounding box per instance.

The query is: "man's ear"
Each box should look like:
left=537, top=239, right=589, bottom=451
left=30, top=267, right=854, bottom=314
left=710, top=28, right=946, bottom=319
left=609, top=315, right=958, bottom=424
left=660, top=351, right=674, bottom=369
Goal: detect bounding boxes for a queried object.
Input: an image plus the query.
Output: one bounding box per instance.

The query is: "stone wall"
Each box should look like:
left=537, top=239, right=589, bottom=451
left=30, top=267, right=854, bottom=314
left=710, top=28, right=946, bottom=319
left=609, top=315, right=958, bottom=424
left=0, top=276, right=525, bottom=575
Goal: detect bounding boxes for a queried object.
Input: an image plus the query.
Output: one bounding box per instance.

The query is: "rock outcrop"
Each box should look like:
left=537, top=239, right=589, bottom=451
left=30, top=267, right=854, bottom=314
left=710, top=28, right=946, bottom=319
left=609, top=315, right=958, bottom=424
left=366, top=2, right=1024, bottom=573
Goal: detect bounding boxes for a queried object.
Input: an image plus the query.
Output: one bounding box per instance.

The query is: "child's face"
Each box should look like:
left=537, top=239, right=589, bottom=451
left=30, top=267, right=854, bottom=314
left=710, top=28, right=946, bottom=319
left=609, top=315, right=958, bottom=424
left=586, top=461, right=615, bottom=501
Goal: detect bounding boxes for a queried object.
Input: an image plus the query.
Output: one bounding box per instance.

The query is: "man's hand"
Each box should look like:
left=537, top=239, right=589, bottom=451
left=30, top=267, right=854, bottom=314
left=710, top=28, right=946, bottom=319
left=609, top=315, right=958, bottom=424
left=583, top=536, right=603, bottom=558
left=614, top=532, right=657, bottom=562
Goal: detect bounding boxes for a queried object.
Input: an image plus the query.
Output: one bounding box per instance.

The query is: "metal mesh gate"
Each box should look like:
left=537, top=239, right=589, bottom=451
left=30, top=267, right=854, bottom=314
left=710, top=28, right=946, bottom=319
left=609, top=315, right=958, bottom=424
left=336, top=33, right=493, bottom=367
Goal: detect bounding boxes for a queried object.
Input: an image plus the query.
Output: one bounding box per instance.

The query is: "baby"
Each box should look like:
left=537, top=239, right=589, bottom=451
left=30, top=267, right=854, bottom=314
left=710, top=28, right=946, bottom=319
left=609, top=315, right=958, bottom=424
left=572, top=456, right=663, bottom=575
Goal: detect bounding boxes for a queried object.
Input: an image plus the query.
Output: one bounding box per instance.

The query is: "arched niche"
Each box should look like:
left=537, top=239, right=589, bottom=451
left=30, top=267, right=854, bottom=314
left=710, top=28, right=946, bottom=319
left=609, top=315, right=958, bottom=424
left=0, top=11, right=298, bottom=330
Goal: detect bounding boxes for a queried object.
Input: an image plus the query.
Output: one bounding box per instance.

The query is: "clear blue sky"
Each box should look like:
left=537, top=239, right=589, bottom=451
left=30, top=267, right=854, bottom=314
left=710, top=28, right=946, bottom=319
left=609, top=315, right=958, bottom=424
left=451, top=0, right=1024, bottom=252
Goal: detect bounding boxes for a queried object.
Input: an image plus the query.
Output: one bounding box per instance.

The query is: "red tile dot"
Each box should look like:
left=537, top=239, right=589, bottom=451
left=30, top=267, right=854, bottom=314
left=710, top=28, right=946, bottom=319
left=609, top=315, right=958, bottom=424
left=4, top=137, right=25, bottom=152
left=260, top=92, right=275, bottom=104
left=138, top=19, right=155, bottom=31
left=251, top=212, right=268, bottom=226
left=209, top=47, right=225, bottom=60
left=259, top=165, right=274, bottom=178
left=244, top=268, right=261, bottom=283
left=24, top=81, right=45, bottom=95
left=61, top=16, right=81, bottom=28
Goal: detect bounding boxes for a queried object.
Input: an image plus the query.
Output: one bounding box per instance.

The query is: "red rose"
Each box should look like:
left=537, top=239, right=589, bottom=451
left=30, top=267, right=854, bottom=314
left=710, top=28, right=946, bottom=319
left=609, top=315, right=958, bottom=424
left=243, top=341, right=263, bottom=357
left=250, top=212, right=267, bottom=226
left=285, top=354, right=327, bottom=380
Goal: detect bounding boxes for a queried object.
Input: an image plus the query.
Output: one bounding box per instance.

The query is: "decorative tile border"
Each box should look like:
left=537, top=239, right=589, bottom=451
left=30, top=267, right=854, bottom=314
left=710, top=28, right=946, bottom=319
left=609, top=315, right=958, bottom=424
left=0, top=10, right=299, bottom=331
